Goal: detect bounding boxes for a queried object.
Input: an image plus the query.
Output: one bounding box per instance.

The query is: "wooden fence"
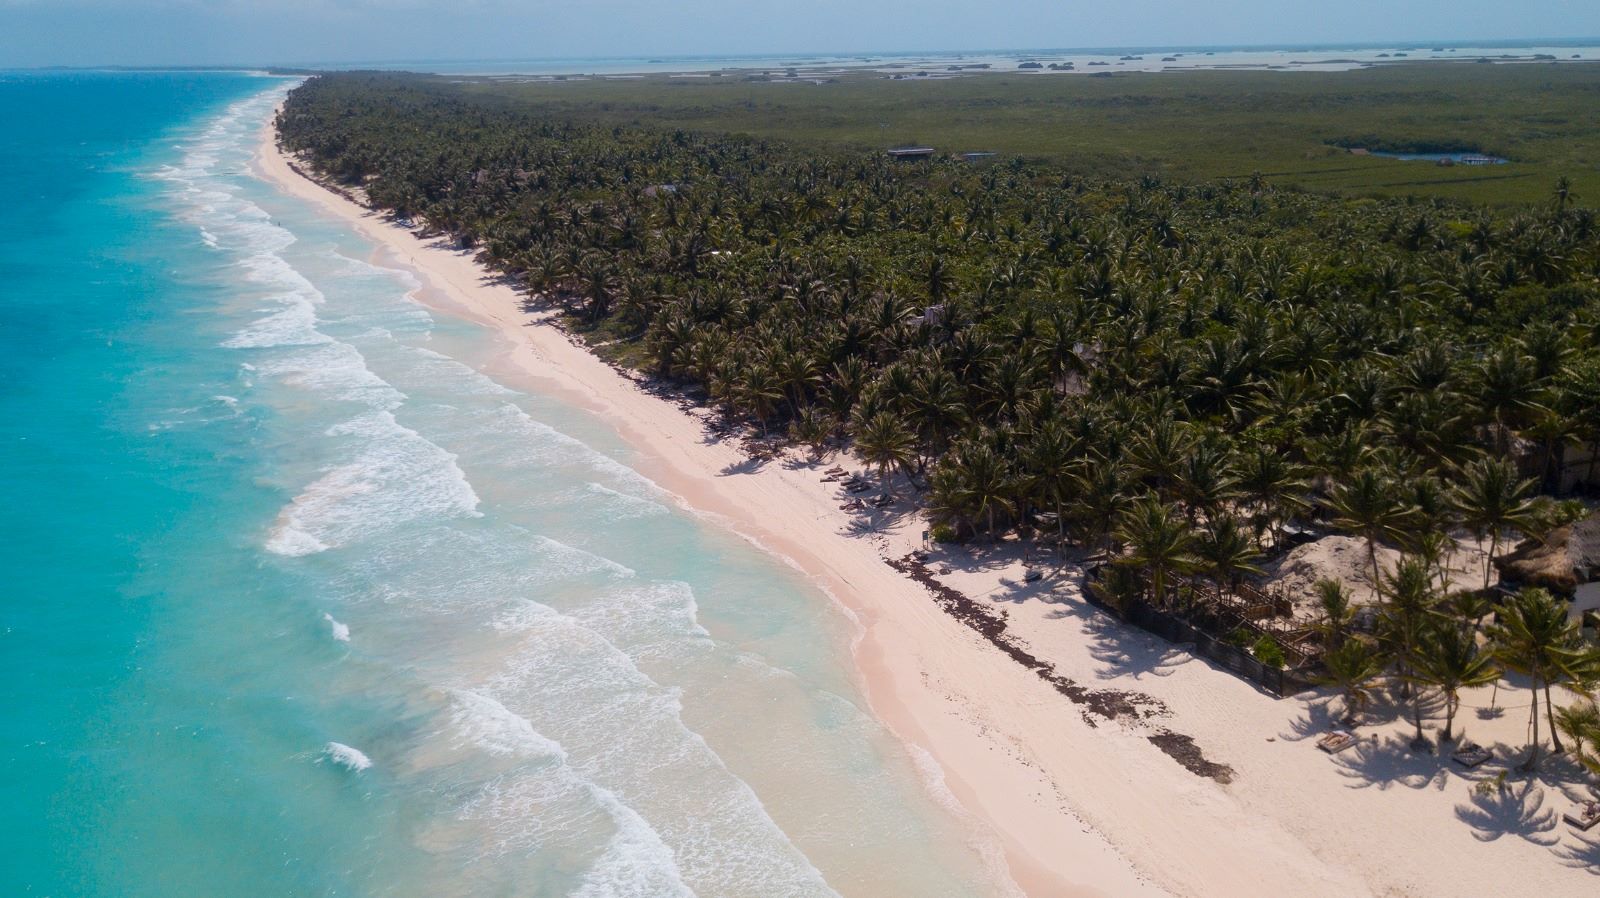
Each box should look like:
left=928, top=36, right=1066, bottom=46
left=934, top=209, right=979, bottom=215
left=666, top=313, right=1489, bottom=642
left=1086, top=570, right=1325, bottom=697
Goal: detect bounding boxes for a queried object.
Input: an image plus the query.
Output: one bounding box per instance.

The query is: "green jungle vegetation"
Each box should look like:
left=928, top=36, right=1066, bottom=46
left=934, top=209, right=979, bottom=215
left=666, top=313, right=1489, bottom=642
left=444, top=61, right=1600, bottom=205
left=280, top=70, right=1600, bottom=769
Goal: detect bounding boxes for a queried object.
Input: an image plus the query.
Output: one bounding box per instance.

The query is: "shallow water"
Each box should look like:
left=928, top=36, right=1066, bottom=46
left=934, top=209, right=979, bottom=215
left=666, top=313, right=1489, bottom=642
left=1, top=73, right=1012, bottom=897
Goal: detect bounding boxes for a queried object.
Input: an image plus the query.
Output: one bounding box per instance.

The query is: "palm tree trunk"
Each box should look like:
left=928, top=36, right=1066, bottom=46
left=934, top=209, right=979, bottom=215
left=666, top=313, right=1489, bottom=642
left=1483, top=532, right=1499, bottom=590
left=1412, top=690, right=1427, bottom=747
left=1442, top=694, right=1457, bottom=742
left=1367, top=537, right=1381, bottom=596
left=1523, top=677, right=1543, bottom=771
left=1546, top=681, right=1564, bottom=753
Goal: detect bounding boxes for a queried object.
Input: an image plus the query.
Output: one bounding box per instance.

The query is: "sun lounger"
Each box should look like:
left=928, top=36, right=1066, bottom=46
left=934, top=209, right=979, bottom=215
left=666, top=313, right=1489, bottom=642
left=1450, top=745, right=1492, bottom=769
left=870, top=495, right=894, bottom=507
left=841, top=500, right=866, bottom=511
left=1317, top=731, right=1357, bottom=754
left=1564, top=803, right=1600, bottom=831
left=1023, top=568, right=1043, bottom=582
left=847, top=483, right=871, bottom=493
left=824, top=467, right=846, bottom=474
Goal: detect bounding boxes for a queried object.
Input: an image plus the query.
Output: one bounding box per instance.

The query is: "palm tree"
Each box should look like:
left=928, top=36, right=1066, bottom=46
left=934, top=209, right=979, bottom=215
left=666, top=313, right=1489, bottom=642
left=1449, top=455, right=1537, bottom=589
left=1196, top=514, right=1264, bottom=592
left=575, top=254, right=620, bottom=323
left=1072, top=457, right=1131, bottom=558
left=1025, top=421, right=1078, bottom=547
left=1553, top=175, right=1575, bottom=212
left=738, top=363, right=786, bottom=439
left=1172, top=439, right=1239, bottom=523
left=1323, top=468, right=1408, bottom=590
left=923, top=254, right=956, bottom=304
left=1380, top=555, right=1441, bottom=743
left=1471, top=345, right=1544, bottom=458
left=1318, top=639, right=1387, bottom=727
left=1409, top=618, right=1499, bottom=742
left=1488, top=587, right=1587, bottom=770
left=1555, top=700, right=1600, bottom=759
left=1128, top=418, right=1195, bottom=501
left=1114, top=496, right=1201, bottom=609
left=1314, top=579, right=1356, bottom=651
left=1236, top=445, right=1310, bottom=549
left=934, top=441, right=1013, bottom=540
left=854, top=411, right=915, bottom=498
left=788, top=405, right=833, bottom=461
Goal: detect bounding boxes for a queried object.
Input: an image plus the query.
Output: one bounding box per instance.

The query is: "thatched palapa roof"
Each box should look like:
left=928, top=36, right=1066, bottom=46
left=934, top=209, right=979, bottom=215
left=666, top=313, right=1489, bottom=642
left=1495, top=513, right=1600, bottom=595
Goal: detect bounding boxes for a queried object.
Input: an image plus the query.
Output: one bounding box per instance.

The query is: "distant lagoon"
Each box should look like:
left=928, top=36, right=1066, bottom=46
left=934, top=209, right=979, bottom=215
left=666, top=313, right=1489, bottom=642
left=1367, top=150, right=1509, bottom=164
left=281, top=40, right=1600, bottom=79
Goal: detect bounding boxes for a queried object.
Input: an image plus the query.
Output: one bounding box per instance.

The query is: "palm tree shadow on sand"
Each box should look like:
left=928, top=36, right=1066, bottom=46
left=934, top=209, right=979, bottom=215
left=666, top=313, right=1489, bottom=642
left=1454, top=778, right=1561, bottom=846
left=1042, top=589, right=1197, bottom=680
left=1553, top=830, right=1600, bottom=873
left=1331, top=735, right=1453, bottom=792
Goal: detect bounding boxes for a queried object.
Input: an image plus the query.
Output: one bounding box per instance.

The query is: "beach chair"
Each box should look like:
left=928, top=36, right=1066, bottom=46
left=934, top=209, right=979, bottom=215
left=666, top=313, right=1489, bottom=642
left=1450, top=744, right=1492, bottom=769
left=1023, top=568, right=1043, bottom=583
left=870, top=494, right=894, bottom=508
left=1563, top=802, right=1600, bottom=831
left=1317, top=731, right=1357, bottom=754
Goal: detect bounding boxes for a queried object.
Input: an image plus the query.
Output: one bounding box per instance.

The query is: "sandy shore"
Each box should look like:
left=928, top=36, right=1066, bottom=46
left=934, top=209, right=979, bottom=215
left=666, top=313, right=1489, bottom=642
left=256, top=115, right=1598, bottom=897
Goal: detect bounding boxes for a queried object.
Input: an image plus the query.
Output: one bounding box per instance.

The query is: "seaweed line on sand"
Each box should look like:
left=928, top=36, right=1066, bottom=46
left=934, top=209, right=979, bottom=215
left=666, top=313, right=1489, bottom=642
left=888, top=553, right=1234, bottom=784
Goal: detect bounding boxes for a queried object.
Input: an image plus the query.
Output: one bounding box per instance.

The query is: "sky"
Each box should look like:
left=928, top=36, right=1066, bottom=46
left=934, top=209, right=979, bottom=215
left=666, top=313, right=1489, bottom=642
left=1, top=0, right=1597, bottom=68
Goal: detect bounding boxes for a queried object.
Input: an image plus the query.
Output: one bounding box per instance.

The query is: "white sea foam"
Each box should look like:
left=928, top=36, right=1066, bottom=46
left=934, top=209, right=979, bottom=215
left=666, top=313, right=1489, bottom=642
left=322, top=612, right=351, bottom=643
left=905, top=744, right=1030, bottom=898
left=488, top=601, right=839, bottom=897
left=583, top=481, right=669, bottom=519
left=158, top=83, right=993, bottom=898
left=573, top=580, right=713, bottom=664
left=324, top=741, right=372, bottom=771
left=449, top=689, right=567, bottom=760
left=574, top=789, right=698, bottom=898
left=266, top=410, right=481, bottom=556
left=444, top=690, right=695, bottom=898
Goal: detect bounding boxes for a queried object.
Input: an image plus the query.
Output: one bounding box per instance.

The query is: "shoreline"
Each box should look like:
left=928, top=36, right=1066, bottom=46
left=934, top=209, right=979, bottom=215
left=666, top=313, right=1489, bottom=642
left=255, top=107, right=1596, bottom=898
left=253, top=111, right=1161, bottom=898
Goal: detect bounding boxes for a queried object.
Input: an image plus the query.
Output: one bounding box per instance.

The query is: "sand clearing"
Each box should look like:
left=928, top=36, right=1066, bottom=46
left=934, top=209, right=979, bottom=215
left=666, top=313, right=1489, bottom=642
left=257, top=113, right=1597, bottom=897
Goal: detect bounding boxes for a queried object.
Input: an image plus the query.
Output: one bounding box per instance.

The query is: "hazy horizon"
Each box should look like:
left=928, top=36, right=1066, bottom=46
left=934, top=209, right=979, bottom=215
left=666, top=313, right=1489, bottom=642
left=2, top=0, right=1599, bottom=69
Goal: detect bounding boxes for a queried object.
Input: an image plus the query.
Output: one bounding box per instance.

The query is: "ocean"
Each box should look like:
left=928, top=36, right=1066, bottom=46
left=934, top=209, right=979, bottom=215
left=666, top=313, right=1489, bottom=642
left=0, top=72, right=1009, bottom=897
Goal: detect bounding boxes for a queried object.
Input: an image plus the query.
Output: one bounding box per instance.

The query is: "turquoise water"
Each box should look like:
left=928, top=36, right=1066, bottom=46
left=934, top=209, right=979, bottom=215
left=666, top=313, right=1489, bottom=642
left=1366, top=150, right=1508, bottom=164
left=0, top=73, right=1010, bottom=897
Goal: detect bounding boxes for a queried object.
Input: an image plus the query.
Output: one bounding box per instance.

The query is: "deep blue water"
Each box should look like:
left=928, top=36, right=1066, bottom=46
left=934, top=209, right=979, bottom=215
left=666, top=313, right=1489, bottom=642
left=0, top=72, right=1009, bottom=897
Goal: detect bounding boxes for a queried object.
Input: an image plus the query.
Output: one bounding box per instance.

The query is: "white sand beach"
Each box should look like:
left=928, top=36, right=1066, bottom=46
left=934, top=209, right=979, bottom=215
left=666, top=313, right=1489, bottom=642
left=257, top=115, right=1599, bottom=898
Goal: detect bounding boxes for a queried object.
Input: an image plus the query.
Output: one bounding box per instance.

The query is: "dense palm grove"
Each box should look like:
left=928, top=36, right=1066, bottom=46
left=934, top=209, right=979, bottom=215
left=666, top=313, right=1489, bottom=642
left=280, top=72, right=1600, bottom=768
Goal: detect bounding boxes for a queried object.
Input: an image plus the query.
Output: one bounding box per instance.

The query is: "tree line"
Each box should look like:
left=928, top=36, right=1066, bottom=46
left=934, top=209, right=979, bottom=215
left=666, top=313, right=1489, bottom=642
left=278, top=72, right=1600, bottom=766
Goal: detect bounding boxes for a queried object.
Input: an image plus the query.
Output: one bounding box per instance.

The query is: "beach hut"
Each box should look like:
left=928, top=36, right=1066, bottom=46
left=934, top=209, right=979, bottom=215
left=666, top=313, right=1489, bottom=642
left=1495, top=512, right=1600, bottom=623
left=908, top=303, right=946, bottom=327
left=886, top=146, right=936, bottom=161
